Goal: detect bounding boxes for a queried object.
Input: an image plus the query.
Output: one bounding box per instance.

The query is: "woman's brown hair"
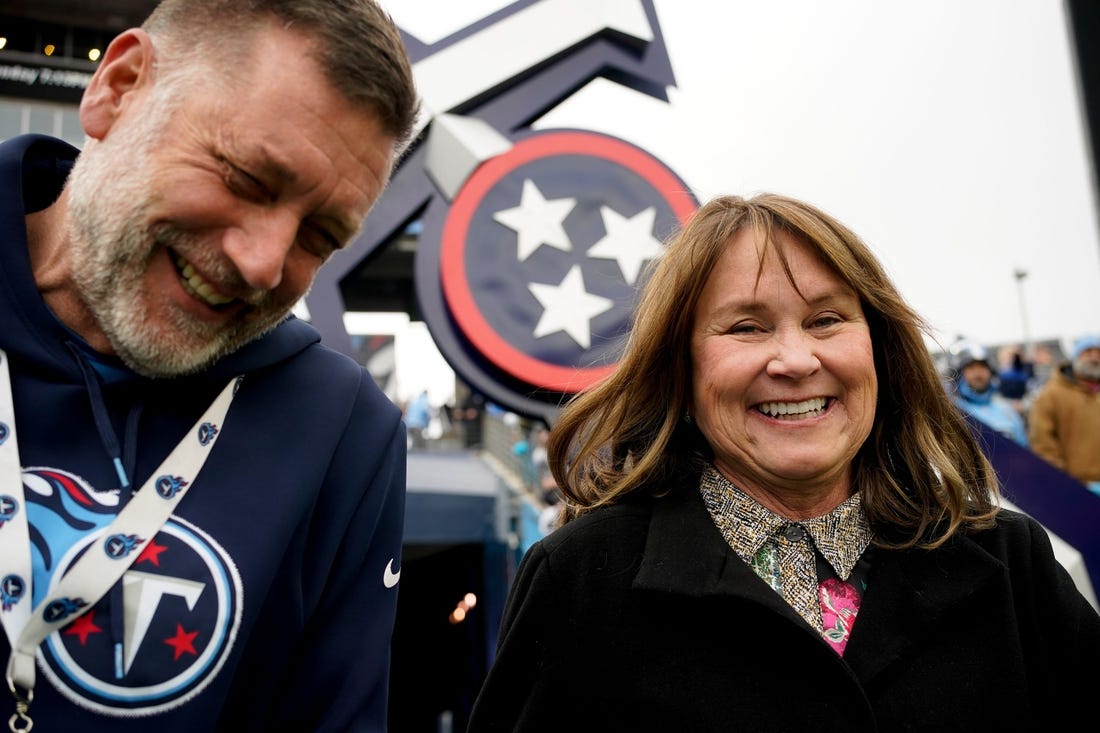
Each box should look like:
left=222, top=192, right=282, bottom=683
left=549, top=193, right=998, bottom=549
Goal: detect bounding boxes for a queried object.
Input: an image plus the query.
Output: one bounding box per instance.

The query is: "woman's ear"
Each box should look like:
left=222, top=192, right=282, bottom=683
left=79, top=29, right=156, bottom=140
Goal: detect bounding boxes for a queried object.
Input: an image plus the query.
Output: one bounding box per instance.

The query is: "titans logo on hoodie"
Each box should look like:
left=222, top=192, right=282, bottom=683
left=25, top=467, right=243, bottom=714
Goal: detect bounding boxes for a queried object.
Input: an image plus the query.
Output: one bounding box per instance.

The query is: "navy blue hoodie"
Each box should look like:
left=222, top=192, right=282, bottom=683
left=0, top=135, right=407, bottom=731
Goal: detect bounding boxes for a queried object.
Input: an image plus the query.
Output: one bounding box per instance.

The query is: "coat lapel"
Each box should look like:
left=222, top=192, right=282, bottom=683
left=632, top=483, right=1009, bottom=683
left=833, top=532, right=1006, bottom=680
left=632, top=485, right=811, bottom=625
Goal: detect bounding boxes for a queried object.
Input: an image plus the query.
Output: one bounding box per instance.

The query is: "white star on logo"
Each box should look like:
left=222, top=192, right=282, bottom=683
left=493, top=179, right=577, bottom=261
left=528, top=266, right=614, bottom=349
left=586, top=205, right=663, bottom=285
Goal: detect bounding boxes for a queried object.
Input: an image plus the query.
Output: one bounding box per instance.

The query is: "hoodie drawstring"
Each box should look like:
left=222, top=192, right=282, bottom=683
left=69, top=342, right=146, bottom=678
left=70, top=345, right=133, bottom=492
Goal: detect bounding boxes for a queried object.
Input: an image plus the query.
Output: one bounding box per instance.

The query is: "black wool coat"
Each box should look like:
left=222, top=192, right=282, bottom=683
left=467, top=484, right=1100, bottom=732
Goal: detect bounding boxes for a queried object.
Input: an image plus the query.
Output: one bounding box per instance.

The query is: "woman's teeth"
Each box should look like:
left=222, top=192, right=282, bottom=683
left=176, top=256, right=233, bottom=306
left=757, top=397, right=828, bottom=419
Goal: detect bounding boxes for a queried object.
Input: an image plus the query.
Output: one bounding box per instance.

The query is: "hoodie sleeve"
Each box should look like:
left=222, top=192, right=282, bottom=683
left=233, top=366, right=408, bottom=733
left=304, top=418, right=407, bottom=732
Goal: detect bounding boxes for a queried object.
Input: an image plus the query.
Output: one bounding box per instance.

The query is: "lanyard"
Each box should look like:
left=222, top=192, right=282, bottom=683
left=0, top=348, right=240, bottom=728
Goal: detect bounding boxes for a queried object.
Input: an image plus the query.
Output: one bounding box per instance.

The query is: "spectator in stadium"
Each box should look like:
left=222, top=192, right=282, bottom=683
left=405, top=389, right=434, bottom=449
left=468, top=193, right=1100, bottom=732
left=949, top=342, right=1029, bottom=446
left=453, top=388, right=487, bottom=448
left=1029, top=334, right=1100, bottom=493
left=998, top=346, right=1033, bottom=400
left=0, top=1, right=417, bottom=730
left=998, top=346, right=1036, bottom=420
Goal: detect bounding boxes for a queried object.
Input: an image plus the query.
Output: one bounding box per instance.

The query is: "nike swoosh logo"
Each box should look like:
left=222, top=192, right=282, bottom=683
left=383, top=559, right=401, bottom=588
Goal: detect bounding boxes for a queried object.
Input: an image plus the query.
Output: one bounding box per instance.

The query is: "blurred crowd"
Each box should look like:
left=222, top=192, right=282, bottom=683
left=944, top=334, right=1100, bottom=494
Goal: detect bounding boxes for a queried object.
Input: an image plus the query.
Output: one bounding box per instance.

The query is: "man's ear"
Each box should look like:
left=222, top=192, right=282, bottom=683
left=80, top=29, right=156, bottom=141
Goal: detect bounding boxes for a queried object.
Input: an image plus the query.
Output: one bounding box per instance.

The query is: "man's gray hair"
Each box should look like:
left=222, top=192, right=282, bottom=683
left=142, top=0, right=419, bottom=151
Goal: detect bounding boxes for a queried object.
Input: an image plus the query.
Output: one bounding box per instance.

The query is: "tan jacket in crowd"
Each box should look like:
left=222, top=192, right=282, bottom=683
left=1028, top=366, right=1100, bottom=484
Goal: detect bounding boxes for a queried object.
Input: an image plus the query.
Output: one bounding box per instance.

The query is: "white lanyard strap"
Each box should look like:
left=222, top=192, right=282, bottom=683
left=0, top=348, right=240, bottom=708
left=0, top=351, right=31, bottom=646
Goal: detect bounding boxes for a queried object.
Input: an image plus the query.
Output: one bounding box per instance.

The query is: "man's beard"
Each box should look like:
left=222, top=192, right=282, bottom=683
left=1074, top=357, right=1100, bottom=382
left=64, top=97, right=292, bottom=377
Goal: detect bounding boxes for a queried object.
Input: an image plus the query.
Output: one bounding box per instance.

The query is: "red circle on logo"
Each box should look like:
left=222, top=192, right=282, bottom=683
left=440, top=130, right=696, bottom=393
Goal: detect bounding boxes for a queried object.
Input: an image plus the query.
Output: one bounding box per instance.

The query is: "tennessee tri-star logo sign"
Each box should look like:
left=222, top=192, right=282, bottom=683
left=305, top=0, right=697, bottom=423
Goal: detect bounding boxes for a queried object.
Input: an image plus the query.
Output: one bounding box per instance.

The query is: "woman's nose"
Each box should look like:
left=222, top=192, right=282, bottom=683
left=766, top=332, right=821, bottom=378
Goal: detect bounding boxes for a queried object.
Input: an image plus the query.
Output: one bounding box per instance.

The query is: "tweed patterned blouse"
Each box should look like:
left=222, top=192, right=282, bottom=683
left=699, top=464, right=874, bottom=655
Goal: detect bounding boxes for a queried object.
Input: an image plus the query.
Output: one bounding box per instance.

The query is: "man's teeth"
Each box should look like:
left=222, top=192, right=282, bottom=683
left=177, top=257, right=234, bottom=306
left=757, top=397, right=828, bottom=418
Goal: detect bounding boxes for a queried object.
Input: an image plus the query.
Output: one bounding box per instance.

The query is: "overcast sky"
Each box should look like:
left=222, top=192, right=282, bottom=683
left=384, top=0, right=1100, bottom=362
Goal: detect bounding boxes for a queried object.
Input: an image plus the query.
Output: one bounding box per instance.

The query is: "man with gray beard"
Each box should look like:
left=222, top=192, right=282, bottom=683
left=1028, top=334, right=1100, bottom=494
left=0, top=1, right=418, bottom=730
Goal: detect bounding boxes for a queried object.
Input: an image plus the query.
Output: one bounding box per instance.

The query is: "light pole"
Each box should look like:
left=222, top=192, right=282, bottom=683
left=1013, top=268, right=1031, bottom=356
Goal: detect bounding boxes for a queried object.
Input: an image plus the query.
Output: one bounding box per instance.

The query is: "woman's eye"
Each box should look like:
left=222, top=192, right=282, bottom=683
left=810, top=314, right=843, bottom=328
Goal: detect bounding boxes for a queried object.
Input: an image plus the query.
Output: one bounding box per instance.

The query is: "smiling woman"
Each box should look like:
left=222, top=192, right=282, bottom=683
left=466, top=192, right=1100, bottom=733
